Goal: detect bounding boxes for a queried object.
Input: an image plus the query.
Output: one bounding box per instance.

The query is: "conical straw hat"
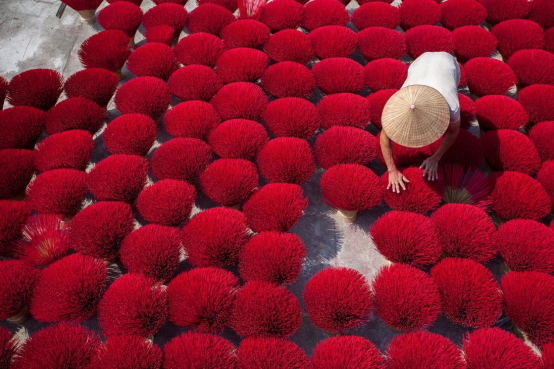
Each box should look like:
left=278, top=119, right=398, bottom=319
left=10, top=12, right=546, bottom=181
left=381, top=85, right=450, bottom=148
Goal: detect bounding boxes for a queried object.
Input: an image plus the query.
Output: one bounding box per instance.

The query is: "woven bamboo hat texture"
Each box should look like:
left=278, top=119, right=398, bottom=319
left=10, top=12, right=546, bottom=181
left=381, top=85, right=450, bottom=148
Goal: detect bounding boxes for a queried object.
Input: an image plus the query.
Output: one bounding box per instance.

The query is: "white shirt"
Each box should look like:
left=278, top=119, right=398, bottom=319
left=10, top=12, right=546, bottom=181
left=402, top=52, right=461, bottom=124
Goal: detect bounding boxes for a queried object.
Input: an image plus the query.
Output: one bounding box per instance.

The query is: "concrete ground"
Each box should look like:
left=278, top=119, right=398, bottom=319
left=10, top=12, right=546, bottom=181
left=0, top=0, right=510, bottom=358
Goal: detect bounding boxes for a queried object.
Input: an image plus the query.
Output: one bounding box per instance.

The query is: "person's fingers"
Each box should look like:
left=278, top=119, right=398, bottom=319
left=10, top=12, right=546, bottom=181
left=403, top=175, right=410, bottom=183
left=387, top=181, right=391, bottom=190
left=400, top=180, right=406, bottom=191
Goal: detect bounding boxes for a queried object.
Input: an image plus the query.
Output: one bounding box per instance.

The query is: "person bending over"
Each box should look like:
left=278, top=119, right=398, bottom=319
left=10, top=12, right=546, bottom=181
left=380, top=52, right=461, bottom=192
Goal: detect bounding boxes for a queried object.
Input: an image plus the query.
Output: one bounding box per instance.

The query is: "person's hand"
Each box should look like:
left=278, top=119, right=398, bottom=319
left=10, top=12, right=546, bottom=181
left=387, top=168, right=410, bottom=193
left=420, top=156, right=439, bottom=181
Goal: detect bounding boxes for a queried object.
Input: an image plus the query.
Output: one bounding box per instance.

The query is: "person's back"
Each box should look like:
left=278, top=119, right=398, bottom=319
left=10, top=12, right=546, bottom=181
left=402, top=52, right=460, bottom=123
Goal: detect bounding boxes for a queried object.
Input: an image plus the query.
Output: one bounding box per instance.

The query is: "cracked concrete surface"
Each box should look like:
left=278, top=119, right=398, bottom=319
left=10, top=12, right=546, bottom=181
left=0, top=0, right=512, bottom=358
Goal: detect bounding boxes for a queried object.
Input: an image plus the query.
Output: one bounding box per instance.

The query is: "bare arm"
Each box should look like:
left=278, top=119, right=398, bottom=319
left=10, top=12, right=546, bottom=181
left=380, top=130, right=410, bottom=192
left=380, top=130, right=396, bottom=172
left=420, top=119, right=461, bottom=180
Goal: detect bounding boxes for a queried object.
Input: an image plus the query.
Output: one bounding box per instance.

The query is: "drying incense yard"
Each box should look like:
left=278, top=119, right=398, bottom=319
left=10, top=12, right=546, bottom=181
left=0, top=0, right=554, bottom=367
